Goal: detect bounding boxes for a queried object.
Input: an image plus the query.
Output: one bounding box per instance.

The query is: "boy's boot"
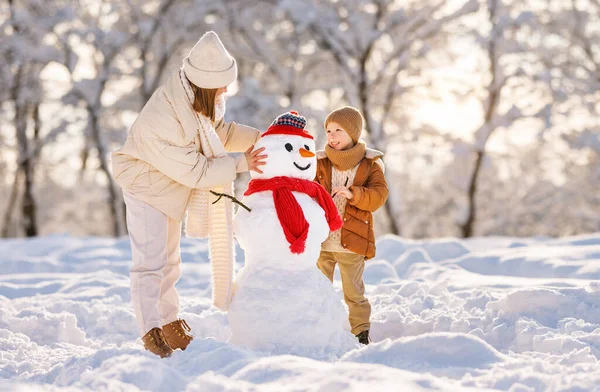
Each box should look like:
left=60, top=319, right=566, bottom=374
left=142, top=328, right=174, bottom=358
left=356, top=330, right=371, bottom=345
left=162, top=319, right=194, bottom=350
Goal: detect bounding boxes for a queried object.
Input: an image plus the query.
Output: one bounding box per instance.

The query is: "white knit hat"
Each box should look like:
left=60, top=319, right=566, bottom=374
left=183, top=31, right=237, bottom=89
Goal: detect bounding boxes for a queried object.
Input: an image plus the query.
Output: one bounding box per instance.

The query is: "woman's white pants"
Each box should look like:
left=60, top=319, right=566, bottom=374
left=123, top=192, right=182, bottom=336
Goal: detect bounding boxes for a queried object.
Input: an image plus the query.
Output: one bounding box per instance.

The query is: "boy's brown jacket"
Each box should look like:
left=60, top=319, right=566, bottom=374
left=315, top=149, right=389, bottom=260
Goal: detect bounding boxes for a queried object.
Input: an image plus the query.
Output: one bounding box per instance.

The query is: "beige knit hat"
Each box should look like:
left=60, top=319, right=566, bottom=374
left=183, top=31, right=237, bottom=89
left=324, top=106, right=364, bottom=143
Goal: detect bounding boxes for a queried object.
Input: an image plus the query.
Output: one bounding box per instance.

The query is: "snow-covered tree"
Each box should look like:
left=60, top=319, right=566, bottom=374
left=1, top=0, right=74, bottom=237
left=287, top=0, right=480, bottom=235
left=59, top=0, right=143, bottom=237
left=1, top=0, right=598, bottom=239
left=453, top=0, right=559, bottom=237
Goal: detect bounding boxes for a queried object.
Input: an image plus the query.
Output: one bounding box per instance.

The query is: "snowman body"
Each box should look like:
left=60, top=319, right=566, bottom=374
left=228, top=116, right=357, bottom=357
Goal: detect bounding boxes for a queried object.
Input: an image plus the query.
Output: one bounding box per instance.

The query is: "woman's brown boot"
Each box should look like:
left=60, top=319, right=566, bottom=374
left=162, top=319, right=194, bottom=350
left=142, top=327, right=174, bottom=358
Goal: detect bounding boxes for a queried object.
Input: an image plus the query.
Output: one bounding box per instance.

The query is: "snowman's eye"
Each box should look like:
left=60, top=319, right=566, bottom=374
left=304, top=145, right=310, bottom=151
left=285, top=143, right=293, bottom=152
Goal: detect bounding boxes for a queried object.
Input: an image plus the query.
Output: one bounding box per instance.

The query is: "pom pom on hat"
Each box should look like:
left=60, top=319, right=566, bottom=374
left=261, top=111, right=314, bottom=139
left=183, top=31, right=237, bottom=89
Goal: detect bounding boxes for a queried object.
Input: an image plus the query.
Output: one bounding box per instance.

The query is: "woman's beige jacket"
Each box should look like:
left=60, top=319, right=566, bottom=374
left=112, top=71, right=260, bottom=221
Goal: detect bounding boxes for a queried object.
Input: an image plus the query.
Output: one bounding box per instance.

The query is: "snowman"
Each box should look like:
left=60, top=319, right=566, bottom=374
left=228, top=111, right=358, bottom=357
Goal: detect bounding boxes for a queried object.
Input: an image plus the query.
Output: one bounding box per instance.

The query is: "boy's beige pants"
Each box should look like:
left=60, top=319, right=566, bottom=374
left=317, top=251, right=371, bottom=335
left=123, top=192, right=182, bottom=337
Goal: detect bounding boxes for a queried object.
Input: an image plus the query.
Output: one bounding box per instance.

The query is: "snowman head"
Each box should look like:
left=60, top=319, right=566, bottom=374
left=252, top=111, right=316, bottom=181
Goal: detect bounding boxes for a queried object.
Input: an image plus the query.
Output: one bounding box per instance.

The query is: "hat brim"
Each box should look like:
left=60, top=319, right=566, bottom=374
left=262, top=125, right=314, bottom=139
left=183, top=57, right=238, bottom=89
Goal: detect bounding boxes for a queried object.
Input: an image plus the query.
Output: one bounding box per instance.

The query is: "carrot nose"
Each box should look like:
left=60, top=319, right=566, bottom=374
left=299, top=148, right=315, bottom=158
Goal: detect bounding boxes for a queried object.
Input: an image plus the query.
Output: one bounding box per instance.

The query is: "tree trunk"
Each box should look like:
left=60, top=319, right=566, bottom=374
left=21, top=104, right=41, bottom=237
left=2, top=169, right=21, bottom=237
left=8, top=60, right=39, bottom=237
left=459, top=0, right=499, bottom=238
left=461, top=151, right=484, bottom=238
left=21, top=158, right=37, bottom=237
left=3, top=61, right=23, bottom=237
left=121, top=198, right=128, bottom=236
left=89, top=110, right=122, bottom=237
left=80, top=139, right=90, bottom=176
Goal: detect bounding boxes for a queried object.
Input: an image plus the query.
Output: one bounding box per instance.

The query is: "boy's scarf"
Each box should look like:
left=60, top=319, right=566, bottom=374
left=180, top=68, right=234, bottom=311
left=244, top=176, right=343, bottom=254
left=325, top=140, right=366, bottom=171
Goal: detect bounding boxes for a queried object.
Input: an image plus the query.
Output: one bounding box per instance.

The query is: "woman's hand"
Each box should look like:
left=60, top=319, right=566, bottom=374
left=332, top=186, right=353, bottom=200
left=244, top=145, right=267, bottom=174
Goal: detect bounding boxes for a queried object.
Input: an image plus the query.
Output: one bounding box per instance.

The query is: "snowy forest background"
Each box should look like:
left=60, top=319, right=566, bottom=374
left=1, top=0, right=599, bottom=240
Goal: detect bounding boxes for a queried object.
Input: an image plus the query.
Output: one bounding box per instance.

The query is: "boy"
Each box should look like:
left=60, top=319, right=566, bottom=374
left=314, top=106, right=388, bottom=345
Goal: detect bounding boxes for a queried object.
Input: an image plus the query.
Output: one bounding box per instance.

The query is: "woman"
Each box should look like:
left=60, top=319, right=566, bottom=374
left=112, top=31, right=266, bottom=358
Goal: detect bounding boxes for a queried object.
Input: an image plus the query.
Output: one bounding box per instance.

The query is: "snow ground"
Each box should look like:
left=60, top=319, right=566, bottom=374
left=1, top=233, right=600, bottom=391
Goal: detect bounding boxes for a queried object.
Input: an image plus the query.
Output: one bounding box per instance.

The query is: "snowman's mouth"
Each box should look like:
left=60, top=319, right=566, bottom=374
left=294, top=162, right=311, bottom=171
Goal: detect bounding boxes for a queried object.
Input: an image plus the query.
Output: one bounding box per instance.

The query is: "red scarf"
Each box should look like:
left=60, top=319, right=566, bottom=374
left=244, top=176, right=343, bottom=254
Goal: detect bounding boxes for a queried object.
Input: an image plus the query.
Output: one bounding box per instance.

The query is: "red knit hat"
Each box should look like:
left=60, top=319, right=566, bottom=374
left=261, top=111, right=314, bottom=139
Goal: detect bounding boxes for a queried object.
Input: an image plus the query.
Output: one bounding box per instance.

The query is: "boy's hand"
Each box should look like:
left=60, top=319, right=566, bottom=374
left=332, top=186, right=353, bottom=200
left=245, top=145, right=267, bottom=174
